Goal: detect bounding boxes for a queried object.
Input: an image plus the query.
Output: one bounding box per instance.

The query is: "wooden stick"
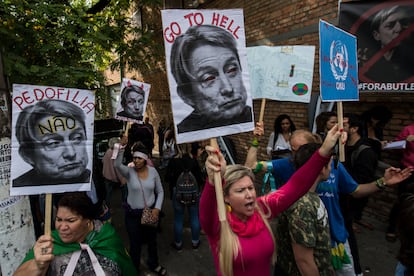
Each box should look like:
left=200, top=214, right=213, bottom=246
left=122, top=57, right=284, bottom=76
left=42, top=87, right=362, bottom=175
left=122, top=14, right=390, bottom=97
left=44, top=194, right=52, bottom=235
left=259, top=98, right=266, bottom=122
left=210, top=138, right=226, bottom=222
left=337, top=102, right=345, bottom=162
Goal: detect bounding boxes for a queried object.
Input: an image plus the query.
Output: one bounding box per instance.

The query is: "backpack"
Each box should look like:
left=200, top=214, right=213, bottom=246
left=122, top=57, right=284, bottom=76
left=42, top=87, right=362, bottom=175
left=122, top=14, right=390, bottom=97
left=175, top=170, right=198, bottom=205
left=351, top=144, right=391, bottom=179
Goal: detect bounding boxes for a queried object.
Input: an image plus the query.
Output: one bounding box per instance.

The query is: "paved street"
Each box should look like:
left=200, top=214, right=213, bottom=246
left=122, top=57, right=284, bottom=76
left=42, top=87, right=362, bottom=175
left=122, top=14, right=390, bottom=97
left=109, top=157, right=400, bottom=276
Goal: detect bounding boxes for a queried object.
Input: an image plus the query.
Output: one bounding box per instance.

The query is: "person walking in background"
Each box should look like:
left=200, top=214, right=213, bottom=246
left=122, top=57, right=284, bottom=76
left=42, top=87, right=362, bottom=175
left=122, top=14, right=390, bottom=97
left=200, top=125, right=345, bottom=276
left=114, top=141, right=167, bottom=275
left=386, top=123, right=414, bottom=242
left=266, top=114, right=296, bottom=159
left=166, top=143, right=203, bottom=251
left=315, top=111, right=337, bottom=140
left=276, top=143, right=334, bottom=276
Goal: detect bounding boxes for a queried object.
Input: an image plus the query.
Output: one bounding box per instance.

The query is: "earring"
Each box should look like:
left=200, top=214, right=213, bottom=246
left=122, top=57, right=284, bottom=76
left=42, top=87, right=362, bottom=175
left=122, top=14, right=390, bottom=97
left=225, top=203, right=232, bottom=212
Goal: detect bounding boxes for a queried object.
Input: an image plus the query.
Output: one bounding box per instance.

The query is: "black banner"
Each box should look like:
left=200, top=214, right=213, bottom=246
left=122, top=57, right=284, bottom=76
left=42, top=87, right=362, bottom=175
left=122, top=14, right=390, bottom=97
left=339, top=0, right=414, bottom=91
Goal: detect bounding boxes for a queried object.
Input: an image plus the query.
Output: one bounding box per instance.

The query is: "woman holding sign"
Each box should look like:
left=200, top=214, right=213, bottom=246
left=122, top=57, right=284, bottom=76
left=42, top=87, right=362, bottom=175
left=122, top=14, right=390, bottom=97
left=14, top=192, right=136, bottom=275
left=200, top=125, right=346, bottom=276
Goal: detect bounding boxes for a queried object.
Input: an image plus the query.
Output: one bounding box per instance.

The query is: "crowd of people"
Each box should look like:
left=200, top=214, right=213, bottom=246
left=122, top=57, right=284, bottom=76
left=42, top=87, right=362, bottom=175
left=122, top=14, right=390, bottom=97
left=12, top=105, right=414, bottom=276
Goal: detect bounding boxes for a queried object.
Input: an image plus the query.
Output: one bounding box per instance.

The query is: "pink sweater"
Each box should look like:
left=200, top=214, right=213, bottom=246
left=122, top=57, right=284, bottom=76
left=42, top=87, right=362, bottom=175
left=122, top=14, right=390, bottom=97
left=199, top=150, right=330, bottom=276
left=396, top=124, right=414, bottom=168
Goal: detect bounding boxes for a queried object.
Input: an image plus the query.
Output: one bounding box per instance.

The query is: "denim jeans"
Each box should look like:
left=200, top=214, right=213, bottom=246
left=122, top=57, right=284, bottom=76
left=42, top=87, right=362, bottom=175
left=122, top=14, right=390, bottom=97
left=172, top=189, right=200, bottom=244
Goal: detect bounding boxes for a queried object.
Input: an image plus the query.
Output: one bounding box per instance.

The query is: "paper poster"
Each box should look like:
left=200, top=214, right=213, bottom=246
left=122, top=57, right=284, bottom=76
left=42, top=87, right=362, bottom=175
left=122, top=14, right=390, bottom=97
left=162, top=9, right=254, bottom=144
left=114, top=78, right=151, bottom=123
left=247, top=45, right=315, bottom=103
left=319, top=20, right=359, bottom=102
left=339, top=0, right=414, bottom=91
left=10, top=84, right=95, bottom=196
left=0, top=89, right=35, bottom=276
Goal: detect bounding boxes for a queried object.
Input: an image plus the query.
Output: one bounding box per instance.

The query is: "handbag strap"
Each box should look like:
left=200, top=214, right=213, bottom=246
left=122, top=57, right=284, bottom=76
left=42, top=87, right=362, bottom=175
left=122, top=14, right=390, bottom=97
left=137, top=174, right=148, bottom=208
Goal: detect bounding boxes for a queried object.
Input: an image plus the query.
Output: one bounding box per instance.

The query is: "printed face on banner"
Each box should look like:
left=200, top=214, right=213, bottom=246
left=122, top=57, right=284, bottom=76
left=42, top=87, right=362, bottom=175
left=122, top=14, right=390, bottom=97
left=162, top=9, right=254, bottom=144
left=115, top=78, right=151, bottom=123
left=10, top=84, right=95, bottom=196
left=339, top=1, right=414, bottom=91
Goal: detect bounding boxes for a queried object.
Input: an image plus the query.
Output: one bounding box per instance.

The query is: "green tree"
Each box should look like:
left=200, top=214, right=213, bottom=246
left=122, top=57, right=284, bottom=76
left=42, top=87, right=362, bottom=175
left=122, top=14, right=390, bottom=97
left=0, top=0, right=162, bottom=93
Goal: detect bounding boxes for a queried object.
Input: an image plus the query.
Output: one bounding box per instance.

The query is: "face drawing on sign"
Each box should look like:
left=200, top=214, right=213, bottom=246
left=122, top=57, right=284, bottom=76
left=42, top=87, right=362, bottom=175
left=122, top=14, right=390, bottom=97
left=118, top=85, right=145, bottom=120
left=371, top=6, right=408, bottom=60
left=170, top=24, right=251, bottom=133
left=14, top=99, right=89, bottom=185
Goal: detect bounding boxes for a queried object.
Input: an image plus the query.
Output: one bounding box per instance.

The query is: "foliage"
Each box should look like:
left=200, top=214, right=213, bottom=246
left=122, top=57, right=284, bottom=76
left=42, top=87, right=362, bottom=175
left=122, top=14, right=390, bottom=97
left=0, top=0, right=162, bottom=93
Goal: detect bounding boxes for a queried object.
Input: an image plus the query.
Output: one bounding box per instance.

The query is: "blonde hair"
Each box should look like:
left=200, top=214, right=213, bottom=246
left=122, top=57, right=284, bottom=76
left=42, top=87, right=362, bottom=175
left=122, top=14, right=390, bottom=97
left=218, top=165, right=276, bottom=276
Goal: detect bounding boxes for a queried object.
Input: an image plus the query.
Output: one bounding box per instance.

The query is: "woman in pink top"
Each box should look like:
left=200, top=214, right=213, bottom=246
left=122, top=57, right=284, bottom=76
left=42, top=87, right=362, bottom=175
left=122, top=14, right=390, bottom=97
left=199, top=125, right=345, bottom=276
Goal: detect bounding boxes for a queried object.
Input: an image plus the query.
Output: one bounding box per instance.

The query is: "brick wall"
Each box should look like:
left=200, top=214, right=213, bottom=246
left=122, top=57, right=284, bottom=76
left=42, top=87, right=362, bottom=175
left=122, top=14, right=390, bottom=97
left=107, top=0, right=414, bottom=222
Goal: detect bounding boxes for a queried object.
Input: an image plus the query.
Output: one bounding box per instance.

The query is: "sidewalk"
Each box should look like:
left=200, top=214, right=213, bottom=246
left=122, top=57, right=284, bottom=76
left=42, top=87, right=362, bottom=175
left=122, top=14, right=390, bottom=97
left=109, top=158, right=400, bottom=275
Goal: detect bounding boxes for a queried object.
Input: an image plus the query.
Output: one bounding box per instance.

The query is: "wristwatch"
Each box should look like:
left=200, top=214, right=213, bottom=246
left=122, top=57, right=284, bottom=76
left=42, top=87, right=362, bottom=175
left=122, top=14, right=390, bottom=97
left=375, top=177, right=387, bottom=190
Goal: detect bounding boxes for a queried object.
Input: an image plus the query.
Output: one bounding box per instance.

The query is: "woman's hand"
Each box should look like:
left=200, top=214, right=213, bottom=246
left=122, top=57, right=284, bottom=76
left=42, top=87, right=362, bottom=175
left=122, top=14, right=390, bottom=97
left=152, top=208, right=160, bottom=219
left=34, top=235, right=54, bottom=271
left=319, top=124, right=346, bottom=157
left=253, top=121, right=264, bottom=137
left=205, top=145, right=226, bottom=185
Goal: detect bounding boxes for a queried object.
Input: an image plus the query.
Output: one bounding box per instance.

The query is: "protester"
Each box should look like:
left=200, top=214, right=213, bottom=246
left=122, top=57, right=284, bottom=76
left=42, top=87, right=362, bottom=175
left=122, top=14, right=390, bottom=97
left=386, top=123, right=414, bottom=242
left=170, top=24, right=252, bottom=133
left=276, top=143, right=333, bottom=276
left=315, top=111, right=337, bottom=140
left=200, top=124, right=345, bottom=276
left=245, top=123, right=412, bottom=276
left=14, top=192, right=137, bottom=275
left=165, top=143, right=203, bottom=251
left=341, top=113, right=378, bottom=275
left=266, top=114, right=296, bottom=159
left=113, top=141, right=166, bottom=275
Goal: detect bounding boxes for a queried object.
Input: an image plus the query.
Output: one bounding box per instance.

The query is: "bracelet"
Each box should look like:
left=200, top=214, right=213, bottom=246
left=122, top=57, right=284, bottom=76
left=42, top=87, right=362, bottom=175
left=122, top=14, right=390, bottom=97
left=251, top=137, right=259, bottom=148
left=375, top=177, right=387, bottom=190
left=253, top=161, right=263, bottom=173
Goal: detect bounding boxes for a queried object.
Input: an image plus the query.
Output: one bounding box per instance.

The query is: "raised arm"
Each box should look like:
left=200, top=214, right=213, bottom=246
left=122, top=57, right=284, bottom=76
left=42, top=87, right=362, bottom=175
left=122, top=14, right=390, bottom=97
left=245, top=121, right=269, bottom=172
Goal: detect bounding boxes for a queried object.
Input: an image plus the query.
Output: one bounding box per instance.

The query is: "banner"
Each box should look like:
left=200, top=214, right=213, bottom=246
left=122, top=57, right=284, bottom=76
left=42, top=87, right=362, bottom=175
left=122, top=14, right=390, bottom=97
left=10, top=84, right=95, bottom=196
left=339, top=0, right=414, bottom=91
left=247, top=45, right=315, bottom=103
left=161, top=9, right=254, bottom=144
left=319, top=20, right=359, bottom=102
left=114, top=78, right=151, bottom=123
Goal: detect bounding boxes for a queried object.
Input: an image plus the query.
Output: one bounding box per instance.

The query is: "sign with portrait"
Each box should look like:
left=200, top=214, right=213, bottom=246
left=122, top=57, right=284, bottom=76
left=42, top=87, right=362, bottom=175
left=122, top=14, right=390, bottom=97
left=319, top=20, right=359, bottom=102
left=161, top=9, right=254, bottom=144
left=10, top=84, right=95, bottom=196
left=247, top=45, right=315, bottom=103
left=339, top=0, right=414, bottom=91
left=114, top=78, right=151, bottom=123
